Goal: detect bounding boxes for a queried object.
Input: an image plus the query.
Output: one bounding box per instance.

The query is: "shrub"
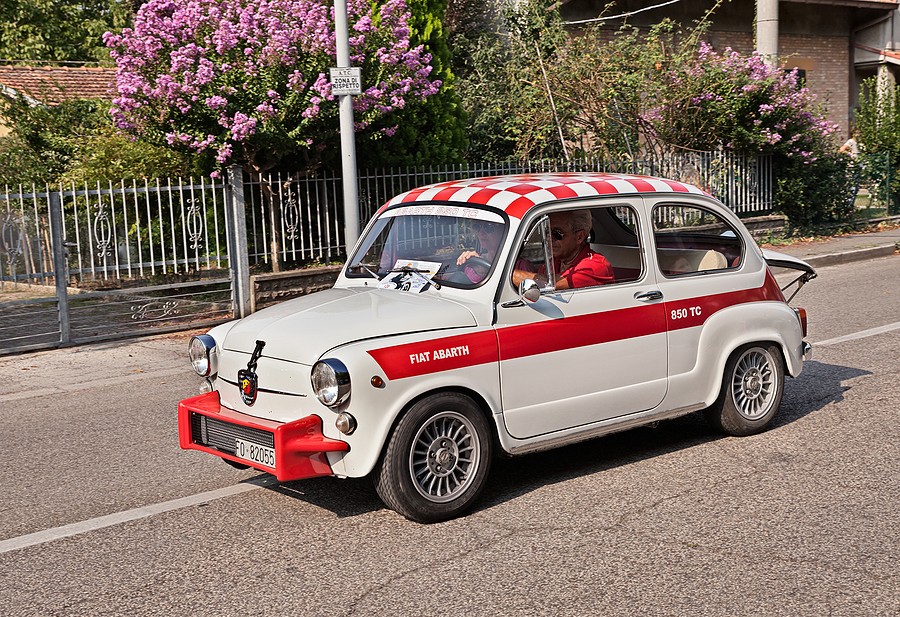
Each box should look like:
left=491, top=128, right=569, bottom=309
left=0, top=96, right=201, bottom=185
left=104, top=0, right=442, bottom=174
left=856, top=76, right=900, bottom=213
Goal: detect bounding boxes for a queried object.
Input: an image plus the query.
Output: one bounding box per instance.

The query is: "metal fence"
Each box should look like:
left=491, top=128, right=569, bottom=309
left=247, top=152, right=774, bottom=271
left=1, top=151, right=773, bottom=354
left=355, top=153, right=774, bottom=221
left=856, top=152, right=897, bottom=214
left=1, top=178, right=230, bottom=285
left=1, top=178, right=234, bottom=354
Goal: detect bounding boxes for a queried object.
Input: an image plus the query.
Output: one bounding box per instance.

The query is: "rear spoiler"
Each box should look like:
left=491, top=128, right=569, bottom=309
left=762, top=249, right=817, bottom=303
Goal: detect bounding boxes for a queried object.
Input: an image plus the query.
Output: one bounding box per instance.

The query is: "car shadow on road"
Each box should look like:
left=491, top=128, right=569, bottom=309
left=255, top=359, right=871, bottom=521
left=773, top=359, right=871, bottom=428
left=477, top=359, right=871, bottom=516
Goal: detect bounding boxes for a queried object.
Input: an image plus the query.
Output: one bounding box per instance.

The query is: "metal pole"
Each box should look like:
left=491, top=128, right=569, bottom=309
left=334, top=0, right=360, bottom=252
left=48, top=190, right=71, bottom=344
left=226, top=166, right=252, bottom=318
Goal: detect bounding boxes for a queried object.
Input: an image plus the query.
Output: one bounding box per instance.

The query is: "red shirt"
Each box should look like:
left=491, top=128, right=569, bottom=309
left=541, top=245, right=614, bottom=288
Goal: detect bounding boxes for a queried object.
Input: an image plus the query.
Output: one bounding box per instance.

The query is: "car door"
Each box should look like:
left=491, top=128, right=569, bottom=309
left=494, top=199, right=668, bottom=439
left=645, top=198, right=755, bottom=380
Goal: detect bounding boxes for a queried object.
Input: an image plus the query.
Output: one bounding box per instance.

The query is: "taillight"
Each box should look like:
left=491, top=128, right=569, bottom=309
left=793, top=307, right=808, bottom=338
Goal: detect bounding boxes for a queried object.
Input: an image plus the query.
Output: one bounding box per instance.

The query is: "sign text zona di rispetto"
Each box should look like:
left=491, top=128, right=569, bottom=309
left=329, top=67, right=362, bottom=95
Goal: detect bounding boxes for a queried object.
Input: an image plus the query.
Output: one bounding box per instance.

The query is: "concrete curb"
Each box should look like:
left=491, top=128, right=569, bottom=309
left=802, top=243, right=898, bottom=269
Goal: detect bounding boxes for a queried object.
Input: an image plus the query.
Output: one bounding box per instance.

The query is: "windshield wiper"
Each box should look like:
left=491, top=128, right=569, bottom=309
left=387, top=266, right=442, bottom=290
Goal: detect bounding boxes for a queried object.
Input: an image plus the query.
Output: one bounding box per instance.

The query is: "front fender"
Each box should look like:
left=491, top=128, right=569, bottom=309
left=320, top=327, right=503, bottom=478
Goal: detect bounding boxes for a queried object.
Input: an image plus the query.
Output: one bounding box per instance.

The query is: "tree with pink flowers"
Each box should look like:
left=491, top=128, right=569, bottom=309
left=104, top=0, right=442, bottom=175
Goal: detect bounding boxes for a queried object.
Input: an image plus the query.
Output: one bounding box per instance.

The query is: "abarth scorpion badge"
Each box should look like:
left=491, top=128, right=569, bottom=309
left=238, top=340, right=266, bottom=406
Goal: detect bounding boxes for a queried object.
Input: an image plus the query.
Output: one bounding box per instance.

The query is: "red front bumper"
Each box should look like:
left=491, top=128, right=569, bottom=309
left=177, top=391, right=349, bottom=481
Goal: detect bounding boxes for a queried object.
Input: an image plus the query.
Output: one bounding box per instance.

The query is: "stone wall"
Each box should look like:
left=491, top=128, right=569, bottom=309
left=250, top=265, right=342, bottom=312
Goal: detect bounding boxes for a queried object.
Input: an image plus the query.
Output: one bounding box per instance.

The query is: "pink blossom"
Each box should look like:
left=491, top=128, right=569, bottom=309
left=106, top=0, right=439, bottom=167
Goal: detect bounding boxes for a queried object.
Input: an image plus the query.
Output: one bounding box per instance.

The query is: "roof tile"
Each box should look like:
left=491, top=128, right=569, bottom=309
left=0, top=66, right=117, bottom=105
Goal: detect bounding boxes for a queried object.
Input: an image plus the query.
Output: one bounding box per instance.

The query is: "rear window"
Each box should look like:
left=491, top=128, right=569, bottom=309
left=652, top=204, right=743, bottom=276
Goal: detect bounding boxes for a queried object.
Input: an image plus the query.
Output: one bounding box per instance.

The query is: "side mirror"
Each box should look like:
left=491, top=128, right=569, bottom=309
left=519, top=278, right=541, bottom=303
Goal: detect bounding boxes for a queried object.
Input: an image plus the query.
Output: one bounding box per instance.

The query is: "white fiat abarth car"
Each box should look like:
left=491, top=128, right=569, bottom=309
left=179, top=172, right=815, bottom=523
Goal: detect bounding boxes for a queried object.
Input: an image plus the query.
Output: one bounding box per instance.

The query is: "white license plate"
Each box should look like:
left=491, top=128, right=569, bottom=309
left=234, top=438, right=276, bottom=468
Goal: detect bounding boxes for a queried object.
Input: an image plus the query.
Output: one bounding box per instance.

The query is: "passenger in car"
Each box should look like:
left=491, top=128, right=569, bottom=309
left=513, top=210, right=615, bottom=289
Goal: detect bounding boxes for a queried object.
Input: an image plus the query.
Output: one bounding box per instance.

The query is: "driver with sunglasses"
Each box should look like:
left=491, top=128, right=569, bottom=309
left=513, top=210, right=614, bottom=289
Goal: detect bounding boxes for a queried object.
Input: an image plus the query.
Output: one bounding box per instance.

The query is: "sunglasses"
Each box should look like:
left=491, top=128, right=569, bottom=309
left=550, top=227, right=568, bottom=241
left=473, top=222, right=496, bottom=233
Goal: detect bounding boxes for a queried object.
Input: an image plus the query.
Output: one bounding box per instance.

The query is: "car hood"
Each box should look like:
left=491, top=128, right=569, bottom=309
left=222, top=287, right=477, bottom=364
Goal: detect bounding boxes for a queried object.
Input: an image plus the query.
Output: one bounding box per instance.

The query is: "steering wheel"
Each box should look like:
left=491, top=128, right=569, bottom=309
left=463, top=256, right=493, bottom=272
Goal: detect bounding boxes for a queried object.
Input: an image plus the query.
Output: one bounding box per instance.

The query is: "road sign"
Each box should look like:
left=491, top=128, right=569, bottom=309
left=329, top=67, right=362, bottom=96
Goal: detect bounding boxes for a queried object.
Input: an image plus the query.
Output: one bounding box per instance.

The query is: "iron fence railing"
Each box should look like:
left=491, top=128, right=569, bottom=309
left=246, top=152, right=775, bottom=270
left=355, top=154, right=774, bottom=222
left=2, top=152, right=774, bottom=285
left=1, top=177, right=229, bottom=286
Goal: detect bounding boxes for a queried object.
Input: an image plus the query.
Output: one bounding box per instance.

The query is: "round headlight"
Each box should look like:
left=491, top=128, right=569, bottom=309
left=189, top=335, right=218, bottom=377
left=311, top=359, right=351, bottom=407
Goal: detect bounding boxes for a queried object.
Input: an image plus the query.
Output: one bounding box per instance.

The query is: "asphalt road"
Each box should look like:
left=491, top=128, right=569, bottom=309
left=1, top=256, right=898, bottom=617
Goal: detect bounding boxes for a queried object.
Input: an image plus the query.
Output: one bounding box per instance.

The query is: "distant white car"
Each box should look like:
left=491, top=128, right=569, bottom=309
left=179, top=172, right=815, bottom=522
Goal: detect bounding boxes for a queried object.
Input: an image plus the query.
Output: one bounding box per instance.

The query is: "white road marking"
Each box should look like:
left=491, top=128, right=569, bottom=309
left=0, top=478, right=275, bottom=555
left=814, top=321, right=900, bottom=347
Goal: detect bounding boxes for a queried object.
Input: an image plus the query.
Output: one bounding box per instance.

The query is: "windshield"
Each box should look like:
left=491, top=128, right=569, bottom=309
left=347, top=205, right=508, bottom=290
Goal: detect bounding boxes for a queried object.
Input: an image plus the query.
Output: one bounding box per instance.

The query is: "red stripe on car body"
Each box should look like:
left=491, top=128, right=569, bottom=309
left=367, top=274, right=786, bottom=381
left=367, top=330, right=500, bottom=380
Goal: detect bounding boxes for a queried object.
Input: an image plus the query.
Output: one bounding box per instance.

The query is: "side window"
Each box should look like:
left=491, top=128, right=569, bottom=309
left=511, top=204, right=643, bottom=290
left=588, top=205, right=643, bottom=284
left=652, top=204, right=743, bottom=277
left=510, top=218, right=548, bottom=287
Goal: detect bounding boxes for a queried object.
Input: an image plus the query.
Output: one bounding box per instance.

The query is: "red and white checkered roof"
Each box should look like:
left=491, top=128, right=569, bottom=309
left=383, top=172, right=708, bottom=218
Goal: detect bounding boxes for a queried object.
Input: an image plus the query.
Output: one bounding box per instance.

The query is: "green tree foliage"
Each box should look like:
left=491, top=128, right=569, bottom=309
left=856, top=76, right=900, bottom=212
left=449, top=0, right=570, bottom=161
left=105, top=0, right=443, bottom=176
left=775, top=152, right=855, bottom=230
left=0, top=95, right=203, bottom=185
left=356, top=0, right=468, bottom=167
left=0, top=0, right=132, bottom=64
left=0, top=133, right=46, bottom=185
left=451, top=3, right=852, bottom=228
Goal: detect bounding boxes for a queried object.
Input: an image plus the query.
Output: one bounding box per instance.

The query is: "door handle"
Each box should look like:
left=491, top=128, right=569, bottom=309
left=634, top=290, right=663, bottom=302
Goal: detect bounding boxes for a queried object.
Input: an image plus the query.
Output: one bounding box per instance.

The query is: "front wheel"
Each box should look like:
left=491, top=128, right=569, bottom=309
left=704, top=344, right=785, bottom=436
left=375, top=393, right=492, bottom=523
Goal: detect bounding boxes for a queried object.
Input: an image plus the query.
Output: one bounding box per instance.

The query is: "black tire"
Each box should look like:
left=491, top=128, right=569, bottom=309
left=704, top=343, right=785, bottom=436
left=375, top=392, right=492, bottom=523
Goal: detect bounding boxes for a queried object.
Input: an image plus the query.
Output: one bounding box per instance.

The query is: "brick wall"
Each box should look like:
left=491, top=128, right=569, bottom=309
left=707, top=30, right=851, bottom=138
left=781, top=34, right=851, bottom=139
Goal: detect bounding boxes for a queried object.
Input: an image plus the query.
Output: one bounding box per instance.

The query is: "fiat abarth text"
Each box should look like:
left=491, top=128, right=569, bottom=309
left=178, top=172, right=815, bottom=523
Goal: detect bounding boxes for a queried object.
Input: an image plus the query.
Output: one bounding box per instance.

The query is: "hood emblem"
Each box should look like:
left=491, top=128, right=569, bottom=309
left=238, top=340, right=266, bottom=406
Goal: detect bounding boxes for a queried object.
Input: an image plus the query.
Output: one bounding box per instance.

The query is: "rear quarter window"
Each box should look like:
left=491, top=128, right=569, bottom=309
left=652, top=204, right=744, bottom=276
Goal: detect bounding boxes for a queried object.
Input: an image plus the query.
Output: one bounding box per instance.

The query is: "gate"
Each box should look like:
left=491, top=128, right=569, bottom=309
left=0, top=174, right=243, bottom=355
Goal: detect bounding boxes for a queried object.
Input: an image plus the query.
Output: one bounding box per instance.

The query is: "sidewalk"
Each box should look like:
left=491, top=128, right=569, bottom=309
left=763, top=225, right=900, bottom=269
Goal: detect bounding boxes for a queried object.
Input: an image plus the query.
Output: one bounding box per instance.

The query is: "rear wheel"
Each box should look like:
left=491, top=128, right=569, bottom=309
left=705, top=344, right=784, bottom=436
left=375, top=393, right=492, bottom=523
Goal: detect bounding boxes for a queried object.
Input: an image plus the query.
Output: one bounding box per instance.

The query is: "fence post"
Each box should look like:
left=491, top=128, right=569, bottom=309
left=225, top=166, right=252, bottom=318
left=48, top=190, right=71, bottom=344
